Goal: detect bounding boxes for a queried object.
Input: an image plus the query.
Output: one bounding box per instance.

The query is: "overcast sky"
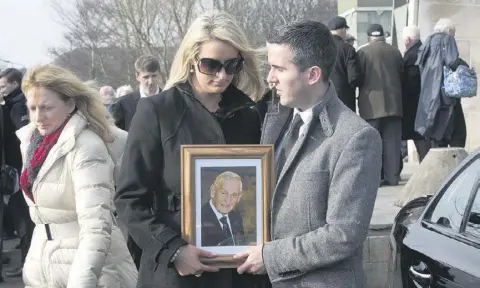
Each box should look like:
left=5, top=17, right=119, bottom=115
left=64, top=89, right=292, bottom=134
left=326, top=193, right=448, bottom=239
left=0, top=0, right=65, bottom=68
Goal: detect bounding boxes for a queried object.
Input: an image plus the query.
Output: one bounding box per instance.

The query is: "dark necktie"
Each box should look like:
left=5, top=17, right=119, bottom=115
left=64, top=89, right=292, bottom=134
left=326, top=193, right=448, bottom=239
left=277, top=113, right=304, bottom=176
left=219, top=216, right=232, bottom=244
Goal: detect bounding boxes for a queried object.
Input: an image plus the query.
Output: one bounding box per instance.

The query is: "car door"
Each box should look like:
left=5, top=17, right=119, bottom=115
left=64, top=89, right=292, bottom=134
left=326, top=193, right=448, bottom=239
left=402, top=155, right=480, bottom=288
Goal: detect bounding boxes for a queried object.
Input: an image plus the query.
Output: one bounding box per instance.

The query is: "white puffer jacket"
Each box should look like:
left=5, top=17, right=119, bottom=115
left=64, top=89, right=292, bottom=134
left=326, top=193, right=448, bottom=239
left=16, top=112, right=137, bottom=288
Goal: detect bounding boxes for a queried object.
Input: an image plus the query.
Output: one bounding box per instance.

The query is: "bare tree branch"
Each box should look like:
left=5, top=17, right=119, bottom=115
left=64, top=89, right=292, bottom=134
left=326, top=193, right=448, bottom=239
left=50, top=0, right=337, bottom=87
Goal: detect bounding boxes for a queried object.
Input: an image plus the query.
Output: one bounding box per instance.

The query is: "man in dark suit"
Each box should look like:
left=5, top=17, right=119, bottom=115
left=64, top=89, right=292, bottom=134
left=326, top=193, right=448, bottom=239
left=201, top=171, right=244, bottom=247
left=234, top=21, right=382, bottom=288
left=112, top=55, right=161, bottom=131
left=328, top=16, right=362, bottom=112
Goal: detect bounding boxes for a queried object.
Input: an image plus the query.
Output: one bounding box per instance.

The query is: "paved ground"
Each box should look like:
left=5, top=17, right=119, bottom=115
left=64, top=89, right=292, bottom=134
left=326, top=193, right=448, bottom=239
left=370, top=162, right=419, bottom=230
left=1, top=237, right=23, bottom=287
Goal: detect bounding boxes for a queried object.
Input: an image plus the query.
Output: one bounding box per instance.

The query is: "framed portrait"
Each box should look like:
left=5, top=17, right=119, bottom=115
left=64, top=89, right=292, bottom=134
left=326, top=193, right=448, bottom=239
left=181, top=145, right=274, bottom=268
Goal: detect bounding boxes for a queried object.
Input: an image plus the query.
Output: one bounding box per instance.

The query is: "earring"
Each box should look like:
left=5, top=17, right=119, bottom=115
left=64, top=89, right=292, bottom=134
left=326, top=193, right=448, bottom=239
left=190, top=65, right=194, bottom=73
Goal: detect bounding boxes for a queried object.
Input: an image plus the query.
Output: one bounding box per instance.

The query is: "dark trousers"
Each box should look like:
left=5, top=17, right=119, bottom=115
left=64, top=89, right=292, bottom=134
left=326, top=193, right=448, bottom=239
left=8, top=192, right=34, bottom=266
left=3, top=199, right=14, bottom=237
left=368, top=116, right=402, bottom=185
left=449, top=101, right=467, bottom=147
left=20, top=220, right=34, bottom=264
left=434, top=100, right=467, bottom=148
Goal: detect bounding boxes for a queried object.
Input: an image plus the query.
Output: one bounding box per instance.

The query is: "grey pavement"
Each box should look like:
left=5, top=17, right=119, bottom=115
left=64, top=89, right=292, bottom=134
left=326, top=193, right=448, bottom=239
left=370, top=162, right=419, bottom=230
left=1, top=237, right=23, bottom=287
left=364, top=162, right=420, bottom=288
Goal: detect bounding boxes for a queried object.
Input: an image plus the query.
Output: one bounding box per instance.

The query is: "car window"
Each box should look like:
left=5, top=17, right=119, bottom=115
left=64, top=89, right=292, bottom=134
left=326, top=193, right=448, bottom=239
left=425, top=158, right=480, bottom=232
left=465, top=190, right=480, bottom=239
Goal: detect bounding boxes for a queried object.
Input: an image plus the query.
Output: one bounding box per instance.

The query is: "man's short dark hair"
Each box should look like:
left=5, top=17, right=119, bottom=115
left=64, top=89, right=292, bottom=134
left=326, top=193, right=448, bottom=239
left=0, top=68, right=23, bottom=84
left=266, top=21, right=337, bottom=82
left=134, top=55, right=160, bottom=73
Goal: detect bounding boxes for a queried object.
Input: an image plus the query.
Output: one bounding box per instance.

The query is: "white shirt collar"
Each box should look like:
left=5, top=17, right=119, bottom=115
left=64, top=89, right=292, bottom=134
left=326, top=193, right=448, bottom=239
left=209, top=199, right=235, bottom=244
left=140, top=87, right=160, bottom=98
left=292, top=107, right=314, bottom=128
left=209, top=199, right=229, bottom=221
left=292, top=99, right=324, bottom=137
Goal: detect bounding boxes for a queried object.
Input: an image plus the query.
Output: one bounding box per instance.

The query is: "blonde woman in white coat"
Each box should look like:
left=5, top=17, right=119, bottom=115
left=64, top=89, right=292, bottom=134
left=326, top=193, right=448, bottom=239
left=16, top=64, right=137, bottom=287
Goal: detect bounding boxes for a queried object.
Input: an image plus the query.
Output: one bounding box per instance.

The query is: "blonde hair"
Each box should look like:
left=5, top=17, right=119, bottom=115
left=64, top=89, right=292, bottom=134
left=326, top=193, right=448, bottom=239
left=22, top=64, right=113, bottom=142
left=164, top=10, right=265, bottom=101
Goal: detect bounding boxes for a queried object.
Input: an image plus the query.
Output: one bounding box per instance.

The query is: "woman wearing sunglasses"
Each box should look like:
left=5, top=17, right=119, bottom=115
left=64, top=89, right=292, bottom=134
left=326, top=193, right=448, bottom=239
left=114, top=10, right=270, bottom=288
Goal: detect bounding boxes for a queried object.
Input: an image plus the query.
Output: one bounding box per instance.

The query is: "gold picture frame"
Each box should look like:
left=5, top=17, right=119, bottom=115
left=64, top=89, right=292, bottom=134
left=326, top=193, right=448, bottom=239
left=181, top=145, right=274, bottom=268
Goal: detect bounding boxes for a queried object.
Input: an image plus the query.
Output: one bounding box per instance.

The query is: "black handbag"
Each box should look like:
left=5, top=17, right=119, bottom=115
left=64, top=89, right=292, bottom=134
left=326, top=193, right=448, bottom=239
left=0, top=107, right=19, bottom=196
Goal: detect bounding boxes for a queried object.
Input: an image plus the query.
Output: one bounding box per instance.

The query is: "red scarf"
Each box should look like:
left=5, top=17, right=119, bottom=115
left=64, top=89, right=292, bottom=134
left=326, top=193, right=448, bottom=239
left=20, top=123, right=67, bottom=203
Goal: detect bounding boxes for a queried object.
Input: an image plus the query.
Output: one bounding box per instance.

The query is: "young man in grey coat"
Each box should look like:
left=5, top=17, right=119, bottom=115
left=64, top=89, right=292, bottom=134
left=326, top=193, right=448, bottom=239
left=234, top=21, right=382, bottom=287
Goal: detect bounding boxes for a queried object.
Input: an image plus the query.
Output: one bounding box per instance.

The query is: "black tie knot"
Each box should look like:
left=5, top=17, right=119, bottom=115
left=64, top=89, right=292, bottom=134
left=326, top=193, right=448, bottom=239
left=219, top=216, right=228, bottom=225
left=290, top=113, right=304, bottom=133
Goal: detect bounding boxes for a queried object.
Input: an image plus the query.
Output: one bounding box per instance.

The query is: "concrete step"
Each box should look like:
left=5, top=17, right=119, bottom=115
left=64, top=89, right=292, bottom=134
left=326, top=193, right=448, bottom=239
left=395, top=148, right=468, bottom=207
left=1, top=238, right=24, bottom=287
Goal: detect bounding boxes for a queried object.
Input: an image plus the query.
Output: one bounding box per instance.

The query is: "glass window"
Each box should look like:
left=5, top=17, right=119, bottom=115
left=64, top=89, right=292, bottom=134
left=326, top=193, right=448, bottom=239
left=465, top=190, right=480, bottom=239
left=425, top=158, right=480, bottom=232
left=355, top=10, right=392, bottom=47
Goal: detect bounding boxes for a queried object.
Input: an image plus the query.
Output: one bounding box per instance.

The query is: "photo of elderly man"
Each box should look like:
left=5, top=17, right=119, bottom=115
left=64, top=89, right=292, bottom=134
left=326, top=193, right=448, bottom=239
left=201, top=171, right=245, bottom=247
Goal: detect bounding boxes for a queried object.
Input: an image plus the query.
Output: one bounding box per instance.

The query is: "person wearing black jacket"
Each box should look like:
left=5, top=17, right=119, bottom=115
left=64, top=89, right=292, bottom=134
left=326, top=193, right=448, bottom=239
left=327, top=16, right=362, bottom=112
left=401, top=26, right=431, bottom=162
left=0, top=103, right=23, bottom=283
left=111, top=55, right=162, bottom=268
left=114, top=10, right=269, bottom=288
left=111, top=55, right=162, bottom=131
left=0, top=68, right=34, bottom=278
left=0, top=69, right=29, bottom=129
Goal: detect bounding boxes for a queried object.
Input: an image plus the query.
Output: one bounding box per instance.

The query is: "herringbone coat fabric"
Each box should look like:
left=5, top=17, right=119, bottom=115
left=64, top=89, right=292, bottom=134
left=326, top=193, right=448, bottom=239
left=260, top=83, right=382, bottom=287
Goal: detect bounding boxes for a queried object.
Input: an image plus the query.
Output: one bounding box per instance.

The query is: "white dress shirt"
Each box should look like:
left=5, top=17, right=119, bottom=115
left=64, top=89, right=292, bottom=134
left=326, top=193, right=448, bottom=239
left=292, top=106, right=315, bottom=138
left=209, top=200, right=235, bottom=244
left=140, top=87, right=160, bottom=98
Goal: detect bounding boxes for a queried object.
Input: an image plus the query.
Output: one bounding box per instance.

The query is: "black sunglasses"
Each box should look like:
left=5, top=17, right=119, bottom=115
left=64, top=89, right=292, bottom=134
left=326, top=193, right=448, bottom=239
left=196, top=56, right=244, bottom=75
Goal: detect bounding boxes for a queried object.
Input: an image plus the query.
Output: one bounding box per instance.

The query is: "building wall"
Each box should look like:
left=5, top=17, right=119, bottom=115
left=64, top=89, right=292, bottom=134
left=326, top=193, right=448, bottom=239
left=339, top=0, right=358, bottom=14
left=339, top=0, right=395, bottom=47
left=357, top=10, right=393, bottom=45
left=358, top=0, right=393, bottom=7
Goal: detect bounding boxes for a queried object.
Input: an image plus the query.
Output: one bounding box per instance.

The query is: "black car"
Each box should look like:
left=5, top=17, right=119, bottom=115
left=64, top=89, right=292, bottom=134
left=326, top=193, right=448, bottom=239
left=388, top=149, right=480, bottom=287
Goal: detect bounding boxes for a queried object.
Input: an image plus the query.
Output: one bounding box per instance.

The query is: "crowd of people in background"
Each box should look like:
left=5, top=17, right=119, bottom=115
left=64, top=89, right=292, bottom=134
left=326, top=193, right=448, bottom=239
left=0, top=8, right=471, bottom=288
left=327, top=16, right=467, bottom=187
